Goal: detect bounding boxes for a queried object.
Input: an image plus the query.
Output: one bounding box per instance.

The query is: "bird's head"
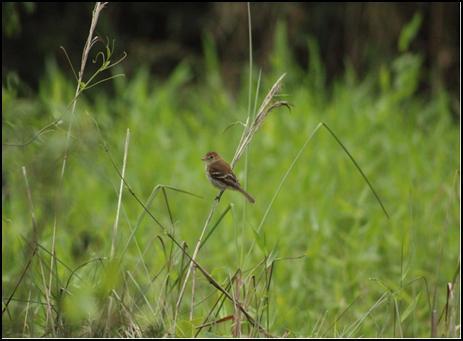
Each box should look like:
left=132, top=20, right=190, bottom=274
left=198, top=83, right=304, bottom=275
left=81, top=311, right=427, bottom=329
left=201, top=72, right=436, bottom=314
left=201, top=151, right=221, bottom=164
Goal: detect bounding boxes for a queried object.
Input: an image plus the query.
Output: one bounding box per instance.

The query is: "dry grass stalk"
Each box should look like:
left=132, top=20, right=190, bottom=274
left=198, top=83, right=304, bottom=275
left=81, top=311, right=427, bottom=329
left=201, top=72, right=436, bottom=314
left=110, top=128, right=131, bottom=259
left=232, top=270, right=243, bottom=337
left=61, top=1, right=108, bottom=178
left=96, top=79, right=279, bottom=338
left=231, top=73, right=289, bottom=168
left=189, top=264, right=197, bottom=321
left=174, top=73, right=288, bottom=333
left=22, top=167, right=38, bottom=241
left=445, top=282, right=456, bottom=337
left=45, top=2, right=109, bottom=335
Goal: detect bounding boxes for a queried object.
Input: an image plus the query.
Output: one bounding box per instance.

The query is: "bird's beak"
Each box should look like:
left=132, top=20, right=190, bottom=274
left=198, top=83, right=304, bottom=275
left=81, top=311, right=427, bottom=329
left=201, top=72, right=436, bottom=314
left=201, top=156, right=207, bottom=161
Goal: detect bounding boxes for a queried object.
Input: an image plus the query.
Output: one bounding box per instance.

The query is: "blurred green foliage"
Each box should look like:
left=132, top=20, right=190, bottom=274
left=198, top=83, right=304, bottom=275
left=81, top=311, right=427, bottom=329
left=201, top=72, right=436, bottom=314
left=2, top=3, right=460, bottom=100
left=2, top=16, right=460, bottom=338
left=2, top=2, right=35, bottom=38
left=398, top=12, right=423, bottom=53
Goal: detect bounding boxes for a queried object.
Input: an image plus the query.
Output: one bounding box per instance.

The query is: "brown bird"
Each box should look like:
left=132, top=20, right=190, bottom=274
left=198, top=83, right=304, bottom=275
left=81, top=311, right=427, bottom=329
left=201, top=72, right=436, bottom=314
left=201, top=151, right=255, bottom=203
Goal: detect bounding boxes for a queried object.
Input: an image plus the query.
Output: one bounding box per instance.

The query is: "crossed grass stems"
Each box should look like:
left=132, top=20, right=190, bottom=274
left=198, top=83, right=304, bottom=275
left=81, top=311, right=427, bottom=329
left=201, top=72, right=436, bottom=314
left=2, top=2, right=397, bottom=337
left=4, top=72, right=391, bottom=337
left=95, top=71, right=391, bottom=337
left=99, top=74, right=292, bottom=337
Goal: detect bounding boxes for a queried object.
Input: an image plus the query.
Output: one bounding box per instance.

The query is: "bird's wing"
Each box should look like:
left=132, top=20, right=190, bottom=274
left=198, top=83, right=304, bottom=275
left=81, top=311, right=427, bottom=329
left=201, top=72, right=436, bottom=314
left=208, top=162, right=240, bottom=188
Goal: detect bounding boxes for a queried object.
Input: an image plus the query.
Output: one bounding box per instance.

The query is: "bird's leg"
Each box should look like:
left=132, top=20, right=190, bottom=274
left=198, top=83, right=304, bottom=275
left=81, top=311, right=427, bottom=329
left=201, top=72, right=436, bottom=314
left=215, top=190, right=225, bottom=202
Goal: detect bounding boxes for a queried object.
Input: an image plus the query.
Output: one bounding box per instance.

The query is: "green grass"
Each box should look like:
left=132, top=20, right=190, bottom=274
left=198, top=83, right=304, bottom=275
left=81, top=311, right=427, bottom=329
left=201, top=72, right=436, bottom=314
left=2, top=18, right=460, bottom=338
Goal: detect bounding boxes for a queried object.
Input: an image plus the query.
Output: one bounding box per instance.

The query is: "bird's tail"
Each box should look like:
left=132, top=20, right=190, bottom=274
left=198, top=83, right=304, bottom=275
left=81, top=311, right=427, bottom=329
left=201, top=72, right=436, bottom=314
left=237, top=187, right=255, bottom=204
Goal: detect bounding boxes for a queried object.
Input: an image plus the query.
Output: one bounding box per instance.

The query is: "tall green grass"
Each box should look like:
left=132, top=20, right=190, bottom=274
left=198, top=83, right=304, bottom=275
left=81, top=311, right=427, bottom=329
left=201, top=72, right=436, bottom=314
left=2, top=10, right=460, bottom=338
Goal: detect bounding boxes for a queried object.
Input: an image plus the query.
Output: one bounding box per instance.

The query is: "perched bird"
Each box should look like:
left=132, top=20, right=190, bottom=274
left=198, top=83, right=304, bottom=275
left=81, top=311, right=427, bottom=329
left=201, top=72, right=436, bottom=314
left=201, top=151, right=255, bottom=203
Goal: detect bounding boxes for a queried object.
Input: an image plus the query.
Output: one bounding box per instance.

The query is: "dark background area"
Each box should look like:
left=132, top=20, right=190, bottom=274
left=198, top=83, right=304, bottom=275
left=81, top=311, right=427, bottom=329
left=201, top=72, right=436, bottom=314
left=2, top=3, right=460, bottom=97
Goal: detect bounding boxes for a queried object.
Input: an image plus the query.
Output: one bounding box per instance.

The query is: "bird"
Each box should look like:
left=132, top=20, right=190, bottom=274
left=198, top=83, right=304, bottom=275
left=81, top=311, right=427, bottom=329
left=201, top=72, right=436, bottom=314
left=201, top=151, right=255, bottom=203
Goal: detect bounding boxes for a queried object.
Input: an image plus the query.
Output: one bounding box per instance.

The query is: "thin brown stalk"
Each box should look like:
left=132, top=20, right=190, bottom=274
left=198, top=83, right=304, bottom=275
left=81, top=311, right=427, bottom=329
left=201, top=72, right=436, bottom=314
left=2, top=247, right=37, bottom=315
left=98, top=122, right=273, bottom=337
left=195, top=270, right=239, bottom=337
left=232, top=270, right=243, bottom=337
left=265, top=261, right=275, bottom=331
left=0, top=167, right=41, bottom=317
left=174, top=74, right=288, bottom=328
left=174, top=195, right=221, bottom=326
left=250, top=275, right=260, bottom=337
left=196, top=314, right=234, bottom=329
